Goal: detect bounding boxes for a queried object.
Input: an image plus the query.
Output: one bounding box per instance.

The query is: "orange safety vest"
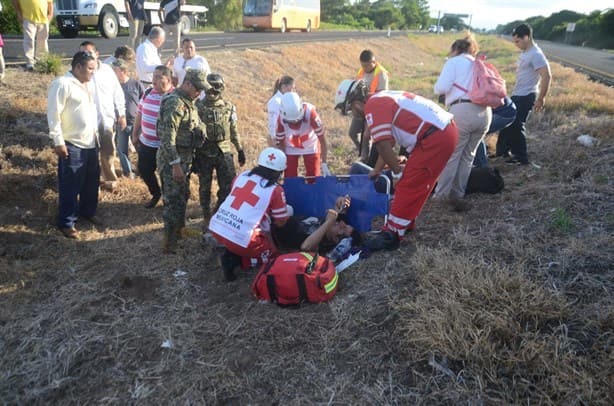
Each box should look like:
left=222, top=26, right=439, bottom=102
left=356, top=63, right=388, bottom=95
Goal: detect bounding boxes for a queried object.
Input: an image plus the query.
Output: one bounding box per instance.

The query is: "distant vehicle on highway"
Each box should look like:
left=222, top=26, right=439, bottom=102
left=428, top=25, right=444, bottom=33
left=55, top=0, right=208, bottom=39
left=242, top=0, right=320, bottom=33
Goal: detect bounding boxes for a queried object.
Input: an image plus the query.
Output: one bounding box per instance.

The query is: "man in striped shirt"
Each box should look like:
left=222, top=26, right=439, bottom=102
left=131, top=65, right=174, bottom=208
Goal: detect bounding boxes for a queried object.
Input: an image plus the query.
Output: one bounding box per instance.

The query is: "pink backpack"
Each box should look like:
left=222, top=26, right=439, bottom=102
left=455, top=56, right=506, bottom=108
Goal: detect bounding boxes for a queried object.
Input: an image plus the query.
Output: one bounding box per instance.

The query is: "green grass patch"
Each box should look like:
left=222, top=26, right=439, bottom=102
left=34, top=53, right=64, bottom=76
left=551, top=208, right=574, bottom=232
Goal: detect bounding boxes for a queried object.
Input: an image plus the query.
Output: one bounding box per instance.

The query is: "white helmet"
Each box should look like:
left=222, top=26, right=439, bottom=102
left=280, top=92, right=304, bottom=122
left=258, top=147, right=287, bottom=171
left=335, top=79, right=366, bottom=115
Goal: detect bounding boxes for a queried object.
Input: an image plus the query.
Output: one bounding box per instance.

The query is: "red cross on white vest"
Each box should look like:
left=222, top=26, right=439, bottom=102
left=230, top=180, right=260, bottom=210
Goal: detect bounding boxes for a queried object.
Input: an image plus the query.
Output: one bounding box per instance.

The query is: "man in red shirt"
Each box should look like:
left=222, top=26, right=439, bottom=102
left=335, top=80, right=459, bottom=249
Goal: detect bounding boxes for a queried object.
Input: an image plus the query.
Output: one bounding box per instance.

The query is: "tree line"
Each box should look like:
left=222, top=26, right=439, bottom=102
left=496, top=9, right=614, bottom=49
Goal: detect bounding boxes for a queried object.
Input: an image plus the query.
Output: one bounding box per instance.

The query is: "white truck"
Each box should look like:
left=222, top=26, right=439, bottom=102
left=55, top=0, right=208, bottom=39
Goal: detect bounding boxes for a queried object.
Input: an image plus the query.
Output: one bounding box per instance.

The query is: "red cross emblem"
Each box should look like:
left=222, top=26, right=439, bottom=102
left=290, top=133, right=309, bottom=148
left=230, top=180, right=260, bottom=210
left=268, top=153, right=276, bottom=162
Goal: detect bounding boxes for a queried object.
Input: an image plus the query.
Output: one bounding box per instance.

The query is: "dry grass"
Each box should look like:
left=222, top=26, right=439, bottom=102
left=0, top=35, right=613, bottom=404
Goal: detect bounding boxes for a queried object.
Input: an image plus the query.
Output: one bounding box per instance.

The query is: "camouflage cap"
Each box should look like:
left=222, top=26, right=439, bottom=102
left=184, top=69, right=210, bottom=91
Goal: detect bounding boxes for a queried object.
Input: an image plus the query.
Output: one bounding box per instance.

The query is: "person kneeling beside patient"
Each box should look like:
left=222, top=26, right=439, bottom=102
left=209, top=148, right=361, bottom=281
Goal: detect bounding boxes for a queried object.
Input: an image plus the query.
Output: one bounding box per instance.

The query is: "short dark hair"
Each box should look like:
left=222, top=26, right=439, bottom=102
left=113, top=45, right=135, bottom=62
left=359, top=49, right=375, bottom=63
left=512, top=23, right=532, bottom=39
left=71, top=51, right=96, bottom=69
left=79, top=40, right=97, bottom=51
left=154, top=65, right=172, bottom=78
left=181, top=38, right=194, bottom=46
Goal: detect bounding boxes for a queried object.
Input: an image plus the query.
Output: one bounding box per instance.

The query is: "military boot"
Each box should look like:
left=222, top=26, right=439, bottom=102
left=162, top=226, right=179, bottom=254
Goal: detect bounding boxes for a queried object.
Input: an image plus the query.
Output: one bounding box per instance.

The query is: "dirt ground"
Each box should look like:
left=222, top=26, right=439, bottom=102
left=0, top=36, right=613, bottom=404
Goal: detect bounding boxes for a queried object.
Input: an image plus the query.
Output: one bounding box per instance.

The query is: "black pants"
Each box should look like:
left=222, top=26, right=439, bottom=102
left=496, top=93, right=535, bottom=162
left=137, top=143, right=161, bottom=198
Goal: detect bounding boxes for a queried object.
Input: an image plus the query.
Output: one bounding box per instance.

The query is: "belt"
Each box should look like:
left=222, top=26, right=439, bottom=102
left=449, top=99, right=472, bottom=107
left=420, top=124, right=438, bottom=141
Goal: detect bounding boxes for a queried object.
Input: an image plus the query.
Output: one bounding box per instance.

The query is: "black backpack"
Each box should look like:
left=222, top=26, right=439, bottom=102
left=466, top=167, right=504, bottom=194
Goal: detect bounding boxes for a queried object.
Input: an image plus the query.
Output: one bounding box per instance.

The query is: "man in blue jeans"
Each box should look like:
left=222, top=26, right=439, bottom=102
left=47, top=51, right=100, bottom=239
left=496, top=23, right=551, bottom=165
left=473, top=97, right=516, bottom=167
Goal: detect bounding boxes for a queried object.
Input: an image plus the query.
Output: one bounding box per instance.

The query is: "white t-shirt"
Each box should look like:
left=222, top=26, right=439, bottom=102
left=512, top=43, right=549, bottom=96
left=173, top=54, right=211, bottom=86
left=267, top=90, right=283, bottom=140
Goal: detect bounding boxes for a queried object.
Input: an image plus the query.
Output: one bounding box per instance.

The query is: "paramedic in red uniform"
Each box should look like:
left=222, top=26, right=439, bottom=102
left=209, top=147, right=290, bottom=281
left=335, top=80, right=459, bottom=249
left=275, top=92, right=330, bottom=178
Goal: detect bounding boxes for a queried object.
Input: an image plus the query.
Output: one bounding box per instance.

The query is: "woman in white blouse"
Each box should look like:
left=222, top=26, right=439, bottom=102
left=433, top=34, right=492, bottom=211
left=266, top=75, right=295, bottom=146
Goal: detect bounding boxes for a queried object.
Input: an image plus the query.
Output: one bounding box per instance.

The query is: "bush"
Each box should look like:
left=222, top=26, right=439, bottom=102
left=34, top=53, right=64, bottom=76
left=0, top=0, right=21, bottom=34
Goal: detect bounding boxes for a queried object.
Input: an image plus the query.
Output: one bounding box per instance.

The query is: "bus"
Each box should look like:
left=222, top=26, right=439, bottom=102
left=242, top=0, right=320, bottom=33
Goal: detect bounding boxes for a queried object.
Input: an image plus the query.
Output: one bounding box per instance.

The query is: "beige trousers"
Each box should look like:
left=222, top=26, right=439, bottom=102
left=433, top=102, right=492, bottom=199
left=99, top=126, right=119, bottom=183
left=127, top=19, right=145, bottom=51
left=22, top=20, right=49, bottom=67
left=163, top=23, right=181, bottom=54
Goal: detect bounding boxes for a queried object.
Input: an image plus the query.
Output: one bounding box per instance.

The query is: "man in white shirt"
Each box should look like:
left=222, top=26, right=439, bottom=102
left=47, top=51, right=99, bottom=239
left=136, top=26, right=167, bottom=87
left=172, top=38, right=210, bottom=87
left=496, top=23, right=551, bottom=165
left=80, top=41, right=126, bottom=191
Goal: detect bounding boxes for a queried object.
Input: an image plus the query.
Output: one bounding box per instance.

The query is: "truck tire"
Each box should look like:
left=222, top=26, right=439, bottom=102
left=280, top=18, right=287, bottom=33
left=59, top=27, right=79, bottom=38
left=301, top=20, right=311, bottom=33
left=180, top=15, right=192, bottom=35
left=100, top=8, right=119, bottom=38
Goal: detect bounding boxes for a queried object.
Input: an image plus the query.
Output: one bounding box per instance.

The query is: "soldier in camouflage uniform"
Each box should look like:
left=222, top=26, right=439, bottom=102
left=156, top=69, right=209, bottom=253
left=194, top=73, right=246, bottom=221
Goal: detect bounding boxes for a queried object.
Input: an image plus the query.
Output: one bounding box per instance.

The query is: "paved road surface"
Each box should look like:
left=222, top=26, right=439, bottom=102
left=537, top=40, right=614, bottom=84
left=2, top=30, right=402, bottom=63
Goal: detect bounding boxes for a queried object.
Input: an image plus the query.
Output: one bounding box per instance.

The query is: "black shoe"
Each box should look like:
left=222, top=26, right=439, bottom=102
left=144, top=194, right=161, bottom=208
left=363, top=230, right=400, bottom=251
left=81, top=215, right=103, bottom=226
left=220, top=249, right=241, bottom=281
left=505, top=156, right=529, bottom=165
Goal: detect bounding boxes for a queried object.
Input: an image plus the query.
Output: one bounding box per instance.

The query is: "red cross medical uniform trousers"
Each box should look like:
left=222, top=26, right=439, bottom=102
left=384, top=122, right=458, bottom=237
left=213, top=231, right=279, bottom=270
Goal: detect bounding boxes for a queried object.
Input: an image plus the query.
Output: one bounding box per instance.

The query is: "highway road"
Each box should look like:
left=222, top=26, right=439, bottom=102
left=3, top=31, right=612, bottom=84
left=2, top=30, right=403, bottom=63
left=537, top=40, right=614, bottom=85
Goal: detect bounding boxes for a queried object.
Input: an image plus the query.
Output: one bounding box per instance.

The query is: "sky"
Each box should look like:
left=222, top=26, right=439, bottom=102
left=426, top=0, right=611, bottom=30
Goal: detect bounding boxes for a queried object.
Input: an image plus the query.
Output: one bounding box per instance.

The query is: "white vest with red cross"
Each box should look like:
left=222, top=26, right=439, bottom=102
left=209, top=171, right=275, bottom=248
left=277, top=103, right=320, bottom=156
